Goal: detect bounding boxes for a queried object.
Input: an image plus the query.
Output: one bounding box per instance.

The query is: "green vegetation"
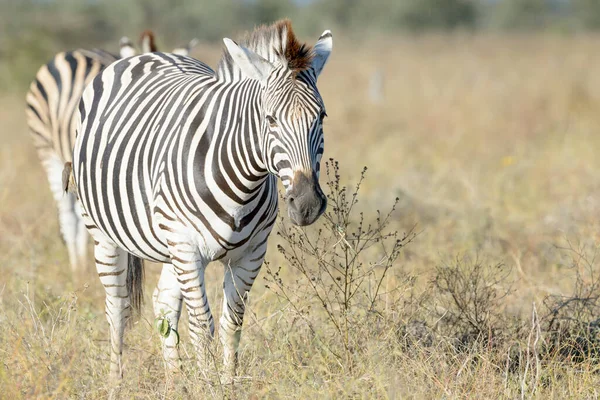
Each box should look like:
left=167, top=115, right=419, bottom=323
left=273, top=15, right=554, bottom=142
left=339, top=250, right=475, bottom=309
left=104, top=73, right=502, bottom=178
left=3, top=0, right=600, bottom=92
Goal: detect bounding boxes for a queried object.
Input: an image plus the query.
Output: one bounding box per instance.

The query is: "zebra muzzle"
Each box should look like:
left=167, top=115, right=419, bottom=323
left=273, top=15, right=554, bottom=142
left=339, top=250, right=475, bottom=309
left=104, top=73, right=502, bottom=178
left=286, top=171, right=327, bottom=226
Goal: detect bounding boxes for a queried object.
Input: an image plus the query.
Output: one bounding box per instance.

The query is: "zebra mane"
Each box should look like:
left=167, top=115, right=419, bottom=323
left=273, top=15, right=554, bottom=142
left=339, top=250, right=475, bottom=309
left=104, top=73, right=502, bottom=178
left=217, top=19, right=314, bottom=80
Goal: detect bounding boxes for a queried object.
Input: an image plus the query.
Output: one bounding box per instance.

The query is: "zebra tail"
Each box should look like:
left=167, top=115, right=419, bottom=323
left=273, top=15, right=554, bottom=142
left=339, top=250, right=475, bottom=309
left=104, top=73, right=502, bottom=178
left=62, top=162, right=77, bottom=196
left=126, top=253, right=145, bottom=317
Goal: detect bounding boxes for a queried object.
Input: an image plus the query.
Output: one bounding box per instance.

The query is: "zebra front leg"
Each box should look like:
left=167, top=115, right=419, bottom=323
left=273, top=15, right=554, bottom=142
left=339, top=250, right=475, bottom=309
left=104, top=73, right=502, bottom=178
left=220, top=249, right=265, bottom=379
left=152, top=262, right=183, bottom=372
left=95, top=241, right=131, bottom=380
left=167, top=240, right=214, bottom=373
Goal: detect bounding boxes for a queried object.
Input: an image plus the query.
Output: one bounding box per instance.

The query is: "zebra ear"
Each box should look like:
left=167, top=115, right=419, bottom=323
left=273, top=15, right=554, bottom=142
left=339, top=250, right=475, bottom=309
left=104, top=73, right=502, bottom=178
left=312, top=30, right=332, bottom=78
left=172, top=38, right=198, bottom=56
left=140, top=30, right=157, bottom=53
left=119, top=37, right=136, bottom=58
left=223, top=38, right=273, bottom=84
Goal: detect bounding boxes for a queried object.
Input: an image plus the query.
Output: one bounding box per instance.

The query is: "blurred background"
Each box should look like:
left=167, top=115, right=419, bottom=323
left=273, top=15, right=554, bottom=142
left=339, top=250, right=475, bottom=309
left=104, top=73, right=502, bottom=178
left=5, top=0, right=600, bottom=397
left=2, top=0, right=600, bottom=91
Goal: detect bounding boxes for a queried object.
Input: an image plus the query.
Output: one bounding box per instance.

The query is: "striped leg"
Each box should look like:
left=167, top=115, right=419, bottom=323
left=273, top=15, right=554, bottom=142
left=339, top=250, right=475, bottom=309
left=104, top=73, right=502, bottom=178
left=220, top=242, right=267, bottom=378
left=95, top=240, right=131, bottom=380
left=152, top=262, right=183, bottom=371
left=167, top=240, right=214, bottom=371
left=44, top=154, right=88, bottom=273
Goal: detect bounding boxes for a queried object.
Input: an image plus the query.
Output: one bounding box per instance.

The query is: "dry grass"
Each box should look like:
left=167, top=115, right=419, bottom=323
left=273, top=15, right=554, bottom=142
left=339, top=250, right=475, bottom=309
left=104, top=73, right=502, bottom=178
left=3, top=34, right=600, bottom=398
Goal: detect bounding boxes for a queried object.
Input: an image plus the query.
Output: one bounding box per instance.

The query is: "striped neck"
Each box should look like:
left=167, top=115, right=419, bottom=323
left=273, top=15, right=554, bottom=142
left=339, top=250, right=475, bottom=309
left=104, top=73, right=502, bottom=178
left=200, top=78, right=271, bottom=205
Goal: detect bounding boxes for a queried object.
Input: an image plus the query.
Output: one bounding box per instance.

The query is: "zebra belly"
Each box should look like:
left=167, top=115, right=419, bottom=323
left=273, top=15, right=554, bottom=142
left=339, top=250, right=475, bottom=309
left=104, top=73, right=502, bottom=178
left=87, top=205, right=170, bottom=263
left=76, top=162, right=171, bottom=263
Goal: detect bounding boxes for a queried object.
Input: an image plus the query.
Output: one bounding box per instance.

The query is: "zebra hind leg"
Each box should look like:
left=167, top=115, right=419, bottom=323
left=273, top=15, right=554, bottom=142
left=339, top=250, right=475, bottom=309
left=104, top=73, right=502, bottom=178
left=95, top=241, right=135, bottom=380
left=57, top=192, right=81, bottom=273
left=44, top=154, right=83, bottom=274
left=152, top=262, right=183, bottom=373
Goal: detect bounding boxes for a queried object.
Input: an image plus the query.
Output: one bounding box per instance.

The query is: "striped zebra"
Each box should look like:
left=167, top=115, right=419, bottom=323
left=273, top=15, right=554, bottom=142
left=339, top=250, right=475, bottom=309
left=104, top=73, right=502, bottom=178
left=26, top=32, right=190, bottom=274
left=71, top=19, right=332, bottom=379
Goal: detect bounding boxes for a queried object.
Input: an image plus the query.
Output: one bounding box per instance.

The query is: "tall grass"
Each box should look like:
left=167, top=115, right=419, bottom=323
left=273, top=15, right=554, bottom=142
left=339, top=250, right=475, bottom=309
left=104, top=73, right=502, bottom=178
left=4, top=34, right=600, bottom=397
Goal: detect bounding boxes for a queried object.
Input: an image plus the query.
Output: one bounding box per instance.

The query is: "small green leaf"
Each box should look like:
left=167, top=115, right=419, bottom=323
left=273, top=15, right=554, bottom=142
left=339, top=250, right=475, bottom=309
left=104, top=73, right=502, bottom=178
left=155, top=317, right=171, bottom=338
left=160, top=319, right=170, bottom=337
left=172, top=329, right=180, bottom=345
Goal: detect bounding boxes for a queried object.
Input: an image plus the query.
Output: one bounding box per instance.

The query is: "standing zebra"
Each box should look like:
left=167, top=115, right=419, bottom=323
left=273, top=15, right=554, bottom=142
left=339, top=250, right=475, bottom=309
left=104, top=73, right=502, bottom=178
left=26, top=32, right=190, bottom=274
left=72, top=19, right=332, bottom=379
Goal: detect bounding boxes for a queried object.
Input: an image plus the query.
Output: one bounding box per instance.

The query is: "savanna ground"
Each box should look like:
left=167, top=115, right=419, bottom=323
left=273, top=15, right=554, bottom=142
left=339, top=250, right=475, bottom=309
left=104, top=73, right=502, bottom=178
left=3, top=34, right=600, bottom=398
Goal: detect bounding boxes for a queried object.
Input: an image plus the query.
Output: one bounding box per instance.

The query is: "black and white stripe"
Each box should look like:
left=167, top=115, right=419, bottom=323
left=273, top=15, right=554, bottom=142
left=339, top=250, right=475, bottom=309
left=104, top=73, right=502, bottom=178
left=26, top=33, right=191, bottom=274
left=72, top=20, right=332, bottom=379
left=26, top=47, right=120, bottom=273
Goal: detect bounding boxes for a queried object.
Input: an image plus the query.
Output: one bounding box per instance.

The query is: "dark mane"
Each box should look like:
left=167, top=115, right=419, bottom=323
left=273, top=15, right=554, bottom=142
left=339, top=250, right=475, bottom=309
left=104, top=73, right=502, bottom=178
left=217, top=19, right=314, bottom=80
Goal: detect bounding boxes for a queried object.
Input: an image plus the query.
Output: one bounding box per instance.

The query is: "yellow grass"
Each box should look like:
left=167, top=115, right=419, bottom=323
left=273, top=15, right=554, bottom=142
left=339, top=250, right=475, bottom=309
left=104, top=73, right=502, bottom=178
left=3, top=34, right=600, bottom=398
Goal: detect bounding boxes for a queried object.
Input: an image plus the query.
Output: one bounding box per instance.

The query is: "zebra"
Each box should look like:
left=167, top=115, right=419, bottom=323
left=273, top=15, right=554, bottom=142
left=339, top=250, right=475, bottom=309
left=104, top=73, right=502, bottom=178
left=119, top=36, right=138, bottom=58
left=26, top=32, right=192, bottom=274
left=71, top=19, right=332, bottom=379
left=138, top=30, right=199, bottom=56
left=173, top=38, right=199, bottom=56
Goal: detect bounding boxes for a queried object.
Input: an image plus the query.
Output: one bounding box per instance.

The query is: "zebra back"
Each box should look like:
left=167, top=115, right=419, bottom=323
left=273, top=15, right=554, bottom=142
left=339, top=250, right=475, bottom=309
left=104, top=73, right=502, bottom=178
left=26, top=49, right=117, bottom=164
left=26, top=31, right=190, bottom=166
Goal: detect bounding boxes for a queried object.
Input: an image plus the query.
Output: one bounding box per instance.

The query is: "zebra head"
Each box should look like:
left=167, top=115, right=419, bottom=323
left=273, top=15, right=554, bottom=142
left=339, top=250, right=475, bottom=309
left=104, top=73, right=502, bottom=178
left=223, top=24, right=332, bottom=226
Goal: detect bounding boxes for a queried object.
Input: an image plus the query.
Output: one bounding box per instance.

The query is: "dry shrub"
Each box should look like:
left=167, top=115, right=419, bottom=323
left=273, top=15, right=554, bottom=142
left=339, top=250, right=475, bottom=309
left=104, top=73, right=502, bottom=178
left=542, top=241, right=600, bottom=363
left=264, top=159, right=416, bottom=370
left=430, top=256, right=516, bottom=350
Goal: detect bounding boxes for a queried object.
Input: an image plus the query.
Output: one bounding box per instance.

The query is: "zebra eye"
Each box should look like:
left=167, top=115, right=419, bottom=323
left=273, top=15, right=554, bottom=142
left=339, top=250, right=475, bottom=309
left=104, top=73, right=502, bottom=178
left=266, top=115, right=278, bottom=128
left=320, top=112, right=327, bottom=122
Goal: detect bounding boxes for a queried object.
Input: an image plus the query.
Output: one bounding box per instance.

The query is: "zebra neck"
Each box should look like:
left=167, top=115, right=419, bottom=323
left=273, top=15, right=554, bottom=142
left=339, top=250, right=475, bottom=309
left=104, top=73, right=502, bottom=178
left=224, top=79, right=268, bottom=186
left=190, top=79, right=271, bottom=215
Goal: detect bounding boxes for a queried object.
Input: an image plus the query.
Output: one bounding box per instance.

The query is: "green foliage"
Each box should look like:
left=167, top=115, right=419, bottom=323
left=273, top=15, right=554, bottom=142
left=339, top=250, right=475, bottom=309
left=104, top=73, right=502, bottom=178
left=247, top=0, right=296, bottom=27
left=393, top=0, right=477, bottom=31
left=572, top=0, right=600, bottom=29
left=154, top=310, right=180, bottom=345
left=3, top=0, right=600, bottom=91
left=303, top=0, right=476, bottom=34
left=483, top=0, right=552, bottom=30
